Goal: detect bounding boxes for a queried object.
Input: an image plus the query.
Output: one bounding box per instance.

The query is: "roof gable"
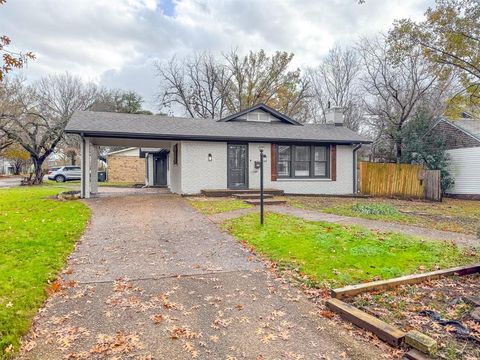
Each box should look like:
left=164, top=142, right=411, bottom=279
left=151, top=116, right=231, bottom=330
left=218, top=104, right=301, bottom=125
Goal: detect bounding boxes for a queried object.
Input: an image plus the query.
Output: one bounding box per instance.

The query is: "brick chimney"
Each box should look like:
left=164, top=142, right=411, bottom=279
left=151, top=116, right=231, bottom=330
left=325, top=106, right=344, bottom=126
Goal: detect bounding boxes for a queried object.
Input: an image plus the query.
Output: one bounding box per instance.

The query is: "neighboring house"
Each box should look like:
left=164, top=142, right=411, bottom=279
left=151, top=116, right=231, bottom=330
left=65, top=104, right=370, bottom=198
left=428, top=117, right=480, bottom=198
left=0, top=157, right=14, bottom=175
left=106, top=147, right=167, bottom=185
left=107, top=147, right=146, bottom=184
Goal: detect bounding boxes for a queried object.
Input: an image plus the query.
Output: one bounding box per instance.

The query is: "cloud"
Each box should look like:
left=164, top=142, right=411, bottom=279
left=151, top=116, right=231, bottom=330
left=1, top=0, right=431, bottom=112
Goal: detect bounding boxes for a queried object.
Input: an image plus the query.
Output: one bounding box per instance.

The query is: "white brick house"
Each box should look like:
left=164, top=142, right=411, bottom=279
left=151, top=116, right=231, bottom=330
left=65, top=104, right=370, bottom=198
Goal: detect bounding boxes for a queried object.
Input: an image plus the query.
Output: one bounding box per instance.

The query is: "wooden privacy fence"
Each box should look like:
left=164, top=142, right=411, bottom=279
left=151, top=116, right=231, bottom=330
left=359, top=162, right=441, bottom=201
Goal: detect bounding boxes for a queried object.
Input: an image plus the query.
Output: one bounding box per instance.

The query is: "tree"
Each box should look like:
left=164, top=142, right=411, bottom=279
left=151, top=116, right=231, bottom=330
left=156, top=50, right=310, bottom=120
left=358, top=36, right=443, bottom=162
left=0, top=74, right=100, bottom=184
left=308, top=46, right=363, bottom=129
left=401, top=109, right=454, bottom=193
left=223, top=49, right=310, bottom=118
left=91, top=89, right=148, bottom=114
left=156, top=52, right=231, bottom=118
left=2, top=144, right=29, bottom=174
left=390, top=0, right=480, bottom=110
left=0, top=1, right=35, bottom=81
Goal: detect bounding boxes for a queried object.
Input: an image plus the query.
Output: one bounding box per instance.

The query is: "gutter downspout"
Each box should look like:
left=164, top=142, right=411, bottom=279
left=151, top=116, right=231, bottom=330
left=353, top=144, right=362, bottom=194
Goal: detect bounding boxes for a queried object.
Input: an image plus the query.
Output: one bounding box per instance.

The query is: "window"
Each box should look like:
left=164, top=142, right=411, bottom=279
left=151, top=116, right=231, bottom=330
left=277, top=145, right=291, bottom=177
left=314, top=146, right=328, bottom=177
left=173, top=144, right=178, bottom=165
left=276, top=145, right=329, bottom=179
left=294, top=146, right=310, bottom=177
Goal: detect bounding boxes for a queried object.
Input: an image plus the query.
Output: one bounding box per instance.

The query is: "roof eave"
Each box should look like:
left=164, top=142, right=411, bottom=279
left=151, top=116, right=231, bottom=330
left=65, top=129, right=371, bottom=144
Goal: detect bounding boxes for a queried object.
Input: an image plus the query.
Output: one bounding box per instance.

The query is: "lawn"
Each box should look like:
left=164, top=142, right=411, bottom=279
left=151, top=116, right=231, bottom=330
left=0, top=186, right=90, bottom=357
left=188, top=197, right=252, bottom=215
left=288, top=196, right=480, bottom=236
left=223, top=212, right=479, bottom=287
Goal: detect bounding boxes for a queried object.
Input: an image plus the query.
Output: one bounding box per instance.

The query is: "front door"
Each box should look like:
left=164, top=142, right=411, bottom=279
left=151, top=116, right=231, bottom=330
left=154, top=153, right=168, bottom=186
left=227, top=143, right=248, bottom=189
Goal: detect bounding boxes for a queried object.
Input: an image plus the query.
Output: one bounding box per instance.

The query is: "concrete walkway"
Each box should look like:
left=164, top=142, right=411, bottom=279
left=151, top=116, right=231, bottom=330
left=19, top=193, right=384, bottom=360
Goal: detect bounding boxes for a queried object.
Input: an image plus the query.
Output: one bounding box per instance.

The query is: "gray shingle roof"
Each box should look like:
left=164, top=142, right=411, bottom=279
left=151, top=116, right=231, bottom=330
left=455, top=119, right=480, bottom=139
left=65, top=111, right=371, bottom=144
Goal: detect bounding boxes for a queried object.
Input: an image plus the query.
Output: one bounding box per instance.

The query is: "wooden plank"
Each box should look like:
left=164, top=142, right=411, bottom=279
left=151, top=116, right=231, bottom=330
left=358, top=162, right=427, bottom=198
left=327, top=299, right=405, bottom=346
left=331, top=145, right=337, bottom=181
left=404, top=349, right=435, bottom=360
left=331, top=264, right=480, bottom=299
left=271, top=144, right=277, bottom=181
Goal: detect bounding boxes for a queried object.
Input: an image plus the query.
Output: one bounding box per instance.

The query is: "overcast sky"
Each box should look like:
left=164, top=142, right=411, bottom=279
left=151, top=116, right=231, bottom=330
left=1, top=0, right=433, bottom=112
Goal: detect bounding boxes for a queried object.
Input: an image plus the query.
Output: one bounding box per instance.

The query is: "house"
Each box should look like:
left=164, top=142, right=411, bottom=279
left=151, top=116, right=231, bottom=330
left=65, top=104, right=370, bottom=198
left=428, top=117, right=480, bottom=198
left=0, top=157, right=14, bottom=175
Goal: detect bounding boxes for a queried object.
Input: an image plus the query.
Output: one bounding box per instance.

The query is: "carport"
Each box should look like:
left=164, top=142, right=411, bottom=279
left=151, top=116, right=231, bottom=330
left=78, top=136, right=174, bottom=198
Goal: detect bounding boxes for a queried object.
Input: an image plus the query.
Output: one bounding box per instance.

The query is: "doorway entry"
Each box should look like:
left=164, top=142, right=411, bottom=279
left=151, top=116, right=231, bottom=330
left=153, top=152, right=168, bottom=186
left=227, top=143, right=248, bottom=189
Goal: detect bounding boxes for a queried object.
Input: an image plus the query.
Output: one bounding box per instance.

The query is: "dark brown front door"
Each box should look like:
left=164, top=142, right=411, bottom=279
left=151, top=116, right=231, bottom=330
left=227, top=143, right=248, bottom=189
left=154, top=153, right=168, bottom=186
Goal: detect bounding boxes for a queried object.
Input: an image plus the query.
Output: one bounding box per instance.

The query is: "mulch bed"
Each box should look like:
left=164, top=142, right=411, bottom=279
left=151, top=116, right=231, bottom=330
left=346, top=273, right=480, bottom=359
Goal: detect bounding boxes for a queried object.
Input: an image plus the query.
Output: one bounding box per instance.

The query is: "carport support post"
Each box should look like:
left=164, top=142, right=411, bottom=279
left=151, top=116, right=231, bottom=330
left=80, top=136, right=91, bottom=199
left=259, top=147, right=264, bottom=225
left=90, top=144, right=98, bottom=195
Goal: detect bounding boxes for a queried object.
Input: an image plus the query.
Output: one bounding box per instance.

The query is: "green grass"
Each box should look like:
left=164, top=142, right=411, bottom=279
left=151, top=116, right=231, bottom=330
left=0, top=186, right=90, bottom=357
left=189, top=198, right=253, bottom=215
left=289, top=196, right=480, bottom=235
left=223, top=213, right=479, bottom=287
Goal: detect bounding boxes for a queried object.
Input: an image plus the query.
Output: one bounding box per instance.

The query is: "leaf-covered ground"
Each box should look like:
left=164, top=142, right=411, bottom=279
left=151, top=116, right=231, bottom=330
left=347, top=274, right=480, bottom=360
left=188, top=197, right=252, bottom=215
left=0, top=186, right=90, bottom=357
left=288, top=196, right=480, bottom=236
left=223, top=212, right=480, bottom=287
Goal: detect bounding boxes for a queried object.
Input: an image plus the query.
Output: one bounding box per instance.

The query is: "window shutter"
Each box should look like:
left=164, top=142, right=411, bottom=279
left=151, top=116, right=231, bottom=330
left=271, top=143, right=277, bottom=181
left=331, top=145, right=337, bottom=181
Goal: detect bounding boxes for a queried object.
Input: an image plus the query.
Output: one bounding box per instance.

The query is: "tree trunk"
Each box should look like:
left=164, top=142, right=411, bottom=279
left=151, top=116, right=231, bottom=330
left=70, top=152, right=76, bottom=165
left=31, top=158, right=45, bottom=185
left=395, top=139, right=402, bottom=163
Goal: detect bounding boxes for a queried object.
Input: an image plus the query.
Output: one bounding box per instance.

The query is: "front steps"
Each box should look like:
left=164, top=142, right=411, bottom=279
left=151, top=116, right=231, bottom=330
left=201, top=188, right=284, bottom=197
left=234, top=193, right=274, bottom=199
left=243, top=198, right=287, bottom=205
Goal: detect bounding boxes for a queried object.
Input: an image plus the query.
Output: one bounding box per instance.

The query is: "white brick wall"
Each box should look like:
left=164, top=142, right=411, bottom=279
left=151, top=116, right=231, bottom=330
left=169, top=142, right=182, bottom=193
left=179, top=141, right=228, bottom=194
left=249, top=143, right=354, bottom=194
left=171, top=140, right=355, bottom=195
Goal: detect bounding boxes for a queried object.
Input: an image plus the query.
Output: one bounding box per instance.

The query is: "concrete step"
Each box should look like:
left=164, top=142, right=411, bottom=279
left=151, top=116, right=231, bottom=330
left=234, top=193, right=274, bottom=199
left=201, top=188, right=284, bottom=197
left=244, top=199, right=287, bottom=205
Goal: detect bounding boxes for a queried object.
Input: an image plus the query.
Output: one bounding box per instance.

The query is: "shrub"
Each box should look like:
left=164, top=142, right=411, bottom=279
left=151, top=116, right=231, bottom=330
left=351, top=203, right=400, bottom=216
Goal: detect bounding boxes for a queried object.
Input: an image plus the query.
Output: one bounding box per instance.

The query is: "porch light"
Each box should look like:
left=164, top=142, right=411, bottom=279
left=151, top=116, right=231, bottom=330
left=208, top=153, right=213, bottom=162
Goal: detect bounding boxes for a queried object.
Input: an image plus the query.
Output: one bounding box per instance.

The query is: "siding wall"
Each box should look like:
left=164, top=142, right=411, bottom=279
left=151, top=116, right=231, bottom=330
left=446, top=147, right=480, bottom=195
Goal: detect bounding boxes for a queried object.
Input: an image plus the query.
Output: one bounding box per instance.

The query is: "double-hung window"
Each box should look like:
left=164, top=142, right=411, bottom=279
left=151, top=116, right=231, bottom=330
left=276, top=144, right=330, bottom=178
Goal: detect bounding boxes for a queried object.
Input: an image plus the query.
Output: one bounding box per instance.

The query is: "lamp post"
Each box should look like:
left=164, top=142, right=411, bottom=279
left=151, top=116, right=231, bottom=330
left=259, top=145, right=265, bottom=225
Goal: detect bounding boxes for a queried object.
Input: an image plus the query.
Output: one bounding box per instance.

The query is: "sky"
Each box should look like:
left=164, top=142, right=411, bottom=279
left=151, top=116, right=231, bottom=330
left=1, top=0, right=433, bottom=112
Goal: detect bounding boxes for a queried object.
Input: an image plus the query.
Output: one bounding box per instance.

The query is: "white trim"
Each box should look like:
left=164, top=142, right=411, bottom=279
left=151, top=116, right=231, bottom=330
left=107, top=147, right=139, bottom=156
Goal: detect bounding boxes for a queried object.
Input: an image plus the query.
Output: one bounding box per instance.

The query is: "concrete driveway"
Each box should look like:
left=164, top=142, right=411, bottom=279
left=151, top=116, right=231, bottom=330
left=19, top=192, right=385, bottom=359
left=0, top=176, right=21, bottom=188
